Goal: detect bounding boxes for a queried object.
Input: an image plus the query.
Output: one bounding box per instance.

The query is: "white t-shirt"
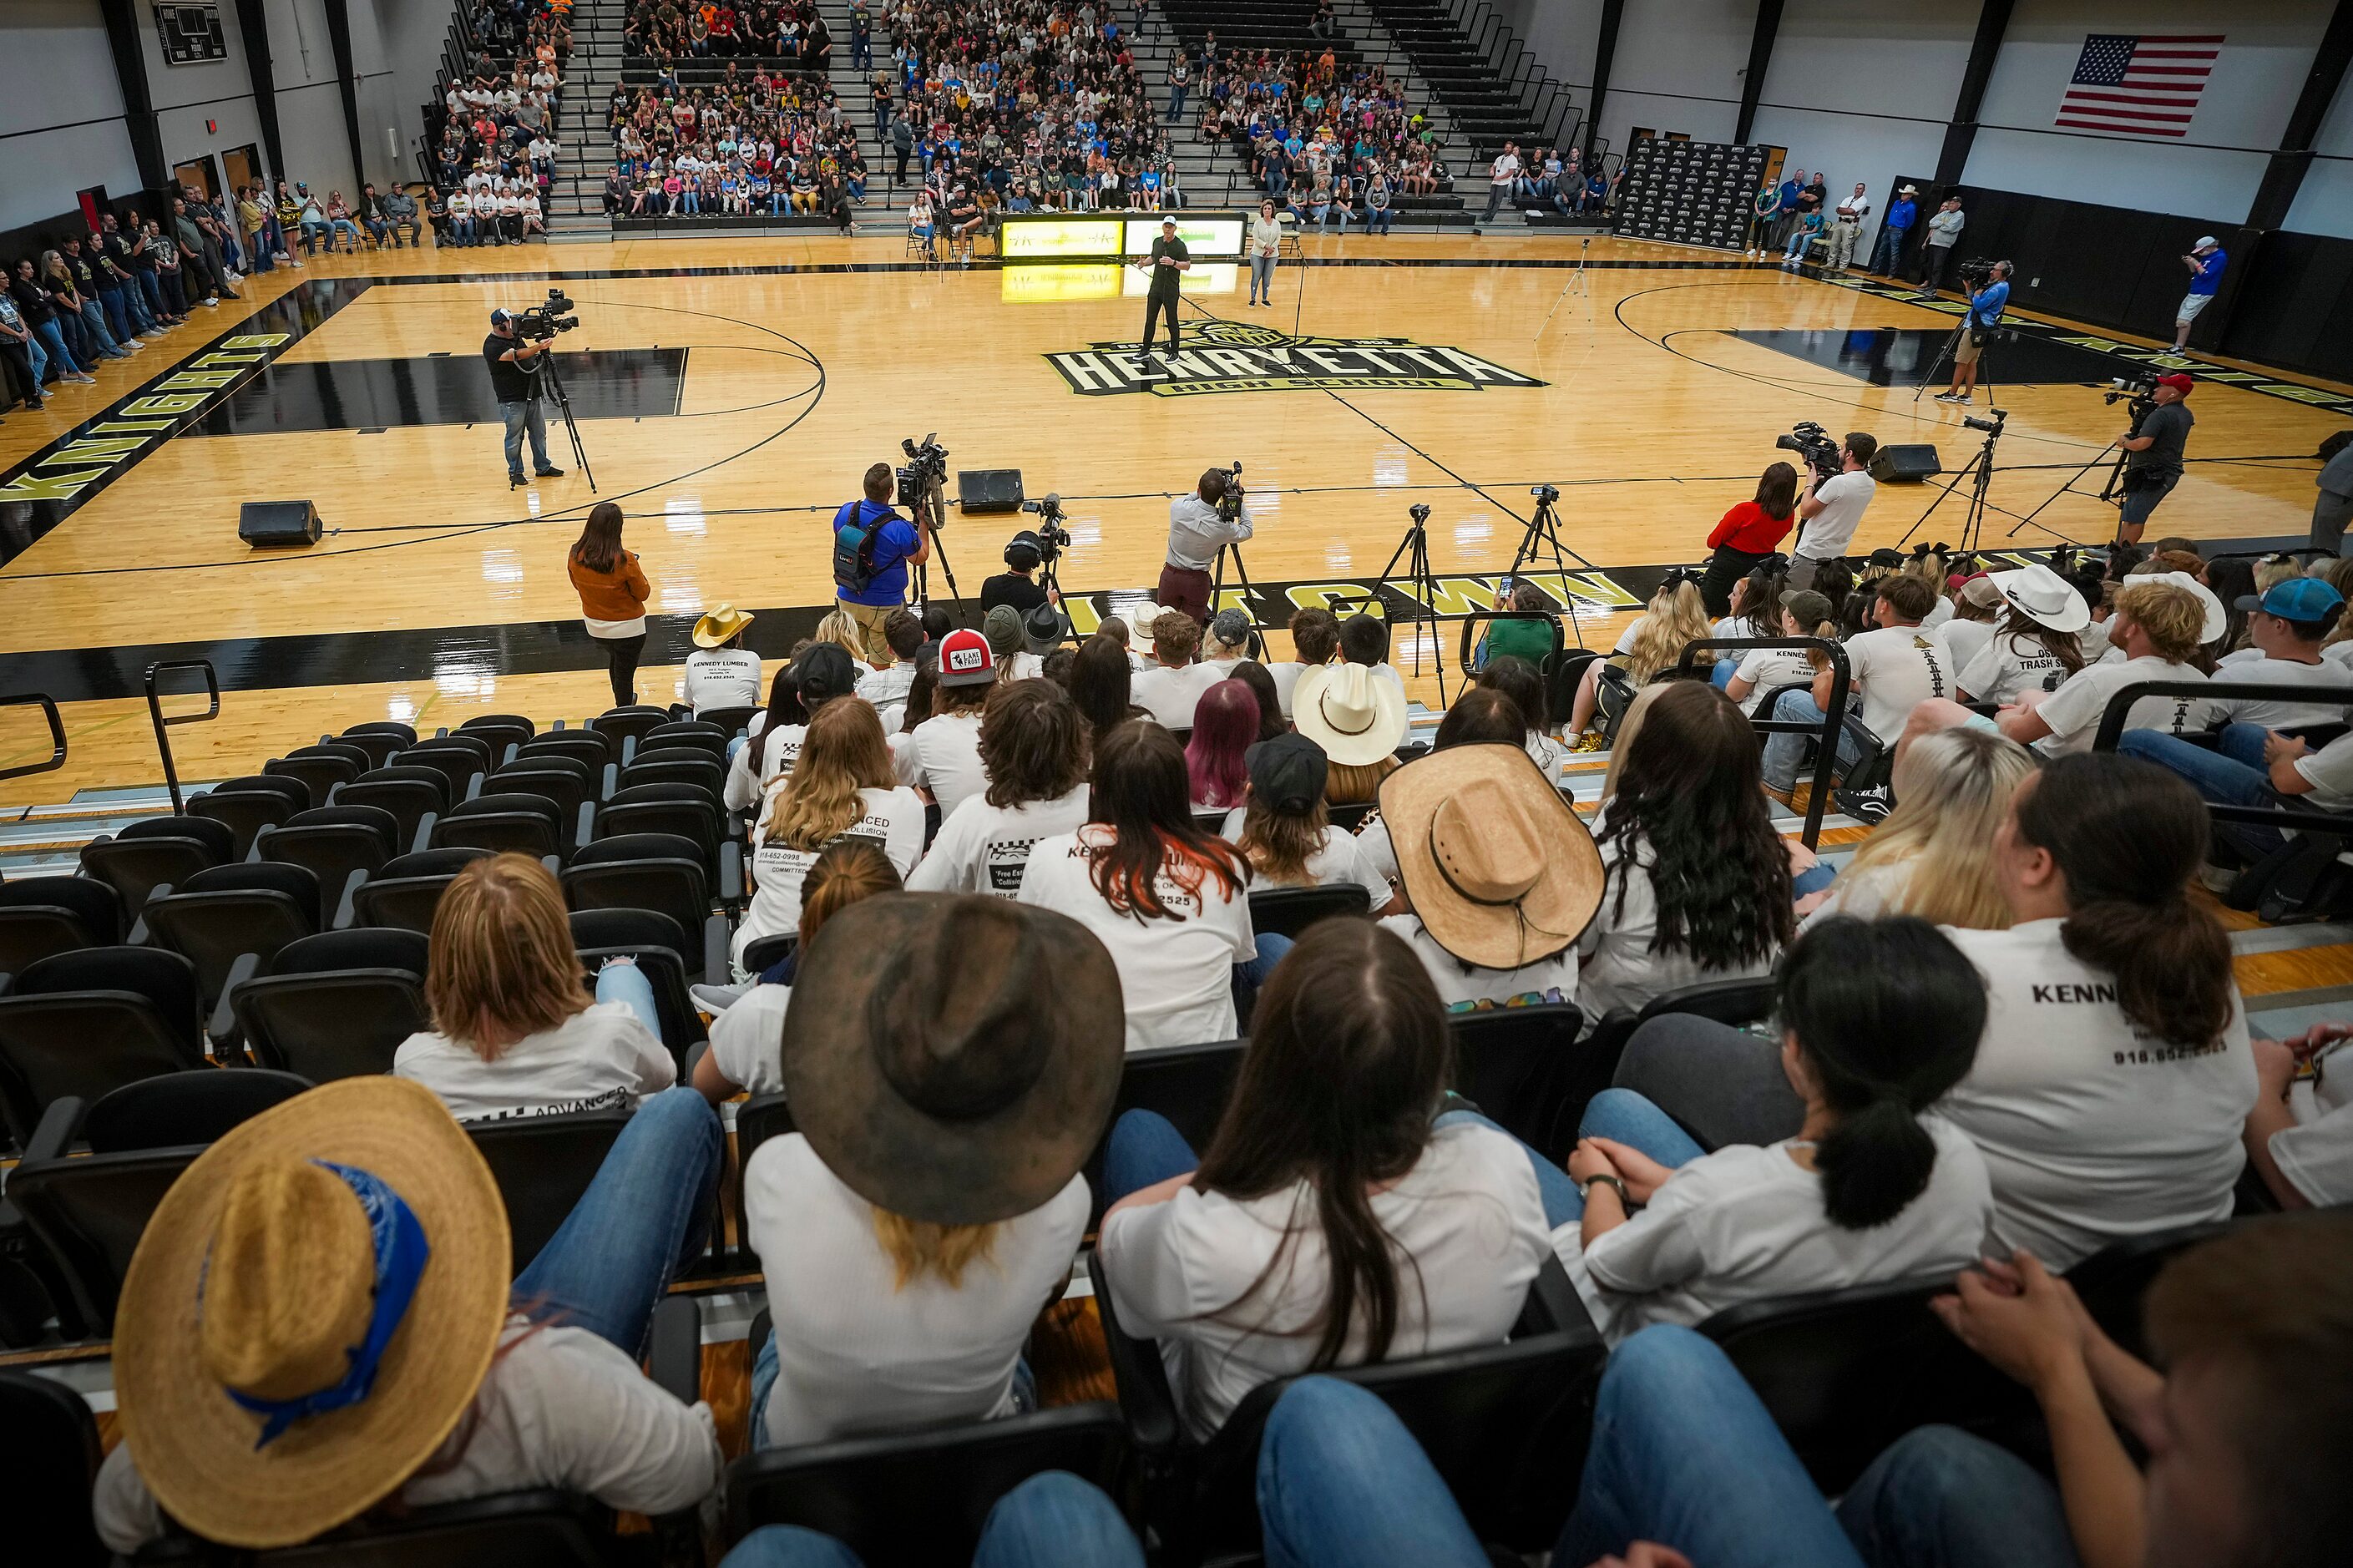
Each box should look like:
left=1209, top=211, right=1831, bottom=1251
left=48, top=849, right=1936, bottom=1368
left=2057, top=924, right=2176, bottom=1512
left=394, top=1004, right=676, bottom=1120
left=1795, top=472, right=1875, bottom=562
left=1556, top=1120, right=1993, bottom=1343
left=1017, top=825, right=1255, bottom=1052
left=1937, top=920, right=2257, bottom=1267
left=907, top=710, right=989, bottom=818
left=1843, top=622, right=1955, bottom=743
left=857, top=660, right=918, bottom=733
left=1265, top=659, right=1320, bottom=718
left=2291, top=731, right=2353, bottom=811
left=1921, top=596, right=1955, bottom=630
left=94, top=1314, right=721, bottom=1553
left=1578, top=821, right=1776, bottom=1022
left=1959, top=630, right=2075, bottom=706
left=725, top=715, right=807, bottom=811
left=1131, top=662, right=1226, bottom=730
left=1237, top=822, right=1392, bottom=907
left=1940, top=617, right=1995, bottom=680
left=1354, top=812, right=1399, bottom=884
left=2270, top=1049, right=2353, bottom=1206
left=1382, top=913, right=1577, bottom=1009
left=908, top=785, right=1092, bottom=898
left=736, top=787, right=927, bottom=967
left=706, top=983, right=792, bottom=1095
left=685, top=648, right=763, bottom=715
left=1729, top=646, right=1816, bottom=716
left=1098, top=1119, right=1551, bottom=1439
left=2198, top=654, right=2351, bottom=730
left=744, top=1133, right=1087, bottom=1448
left=2323, top=640, right=2353, bottom=671
left=2031, top=655, right=2205, bottom=758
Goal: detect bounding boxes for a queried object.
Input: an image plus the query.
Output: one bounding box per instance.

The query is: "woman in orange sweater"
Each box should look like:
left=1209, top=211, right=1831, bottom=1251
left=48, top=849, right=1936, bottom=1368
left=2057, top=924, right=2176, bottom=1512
left=568, top=502, right=652, bottom=706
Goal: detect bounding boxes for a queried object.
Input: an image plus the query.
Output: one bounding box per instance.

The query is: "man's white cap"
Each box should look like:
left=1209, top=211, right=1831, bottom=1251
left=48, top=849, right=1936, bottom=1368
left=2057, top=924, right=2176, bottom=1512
left=2194, top=235, right=2219, bottom=250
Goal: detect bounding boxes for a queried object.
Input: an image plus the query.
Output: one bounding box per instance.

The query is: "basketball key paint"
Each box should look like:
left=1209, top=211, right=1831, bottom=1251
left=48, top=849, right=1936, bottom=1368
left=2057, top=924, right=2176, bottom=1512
left=1045, top=321, right=1545, bottom=397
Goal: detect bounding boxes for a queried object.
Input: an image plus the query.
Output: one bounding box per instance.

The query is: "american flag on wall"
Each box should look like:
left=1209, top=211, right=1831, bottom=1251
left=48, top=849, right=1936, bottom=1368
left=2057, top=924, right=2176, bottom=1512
left=2056, top=34, right=2223, bottom=138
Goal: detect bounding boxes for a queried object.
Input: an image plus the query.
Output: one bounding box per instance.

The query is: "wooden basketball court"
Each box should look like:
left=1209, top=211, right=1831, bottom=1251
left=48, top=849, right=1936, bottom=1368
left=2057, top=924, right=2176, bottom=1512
left=3, top=230, right=2348, bottom=806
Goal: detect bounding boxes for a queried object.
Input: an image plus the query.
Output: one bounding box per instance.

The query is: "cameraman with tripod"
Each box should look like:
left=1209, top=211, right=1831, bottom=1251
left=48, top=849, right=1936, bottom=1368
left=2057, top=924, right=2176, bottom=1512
left=832, top=462, right=934, bottom=662
left=483, top=308, right=565, bottom=488
left=1160, top=467, right=1254, bottom=625
left=1787, top=430, right=1880, bottom=589
left=1934, top=259, right=2008, bottom=407
left=2114, top=373, right=2196, bottom=546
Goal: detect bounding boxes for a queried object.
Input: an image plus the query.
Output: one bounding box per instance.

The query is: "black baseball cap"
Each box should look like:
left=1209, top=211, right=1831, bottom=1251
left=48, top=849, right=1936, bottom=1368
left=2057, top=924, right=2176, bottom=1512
left=792, top=642, right=859, bottom=704
left=1245, top=732, right=1328, bottom=814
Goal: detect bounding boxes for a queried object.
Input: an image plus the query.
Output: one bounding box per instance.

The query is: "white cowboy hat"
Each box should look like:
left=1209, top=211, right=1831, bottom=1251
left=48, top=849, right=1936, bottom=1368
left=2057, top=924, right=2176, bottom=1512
left=1292, top=663, right=1408, bottom=766
left=2148, top=571, right=2229, bottom=645
left=1988, top=565, right=2089, bottom=635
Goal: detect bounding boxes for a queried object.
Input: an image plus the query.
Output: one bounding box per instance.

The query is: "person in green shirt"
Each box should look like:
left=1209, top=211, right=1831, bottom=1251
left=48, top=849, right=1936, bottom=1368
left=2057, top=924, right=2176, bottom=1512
left=1481, top=579, right=1561, bottom=668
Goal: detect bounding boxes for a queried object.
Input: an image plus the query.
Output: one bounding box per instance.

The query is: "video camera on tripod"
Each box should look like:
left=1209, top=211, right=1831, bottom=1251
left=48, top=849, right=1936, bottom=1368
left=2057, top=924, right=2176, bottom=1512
left=1019, top=492, right=1072, bottom=560
left=897, top=433, right=949, bottom=511
left=1775, top=421, right=1843, bottom=482
left=2104, top=372, right=2161, bottom=428
left=506, top=288, right=579, bottom=342
left=1214, top=460, right=1246, bottom=524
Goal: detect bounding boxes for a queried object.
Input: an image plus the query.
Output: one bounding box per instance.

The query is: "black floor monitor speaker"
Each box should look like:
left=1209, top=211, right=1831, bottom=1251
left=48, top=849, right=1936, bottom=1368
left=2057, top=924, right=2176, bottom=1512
left=238, top=499, right=323, bottom=547
left=1870, top=445, right=1942, bottom=483
left=956, top=469, right=1025, bottom=513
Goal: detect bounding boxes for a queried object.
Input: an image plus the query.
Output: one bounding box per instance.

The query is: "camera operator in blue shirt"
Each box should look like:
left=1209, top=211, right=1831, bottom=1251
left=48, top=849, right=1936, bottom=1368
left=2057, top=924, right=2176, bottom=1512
left=833, top=461, right=933, bottom=661
left=1936, top=259, right=2010, bottom=407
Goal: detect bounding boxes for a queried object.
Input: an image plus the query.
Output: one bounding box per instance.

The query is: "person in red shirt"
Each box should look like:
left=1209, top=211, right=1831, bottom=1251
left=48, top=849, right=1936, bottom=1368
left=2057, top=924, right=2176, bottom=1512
left=1700, top=461, right=1800, bottom=615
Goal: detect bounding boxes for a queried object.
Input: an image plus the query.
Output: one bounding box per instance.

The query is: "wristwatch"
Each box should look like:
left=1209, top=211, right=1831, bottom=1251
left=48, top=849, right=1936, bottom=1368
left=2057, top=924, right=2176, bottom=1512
left=1579, top=1173, right=1631, bottom=1206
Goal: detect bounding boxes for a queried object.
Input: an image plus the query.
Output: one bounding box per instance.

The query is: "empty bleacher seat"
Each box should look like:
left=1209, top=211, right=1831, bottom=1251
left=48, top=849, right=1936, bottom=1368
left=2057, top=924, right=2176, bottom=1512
left=0, top=875, right=124, bottom=973
left=432, top=792, right=578, bottom=861
left=590, top=705, right=673, bottom=751
left=1246, top=883, right=1371, bottom=938
left=254, top=805, right=401, bottom=925
left=350, top=846, right=490, bottom=933
left=190, top=774, right=306, bottom=857
left=564, top=835, right=729, bottom=983
left=335, top=765, right=451, bottom=849
left=140, top=861, right=320, bottom=1012
left=0, top=1366, right=107, bottom=1565
left=78, top=817, right=230, bottom=914
left=80, top=1067, right=311, bottom=1153
left=230, top=927, right=431, bottom=1081
left=0, top=946, right=208, bottom=1146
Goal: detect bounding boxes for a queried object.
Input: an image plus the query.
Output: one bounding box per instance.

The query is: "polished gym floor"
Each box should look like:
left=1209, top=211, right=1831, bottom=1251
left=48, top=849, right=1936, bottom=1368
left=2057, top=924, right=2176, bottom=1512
left=3, top=228, right=2347, bottom=807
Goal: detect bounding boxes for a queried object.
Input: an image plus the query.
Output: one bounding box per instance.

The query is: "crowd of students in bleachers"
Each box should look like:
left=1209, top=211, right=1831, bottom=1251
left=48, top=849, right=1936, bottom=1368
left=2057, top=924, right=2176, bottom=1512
left=13, top=507, right=2353, bottom=1565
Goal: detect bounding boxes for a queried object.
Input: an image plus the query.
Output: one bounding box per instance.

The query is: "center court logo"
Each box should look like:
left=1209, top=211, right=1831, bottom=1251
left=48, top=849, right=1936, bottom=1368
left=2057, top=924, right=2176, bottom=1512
left=1045, top=319, right=1547, bottom=397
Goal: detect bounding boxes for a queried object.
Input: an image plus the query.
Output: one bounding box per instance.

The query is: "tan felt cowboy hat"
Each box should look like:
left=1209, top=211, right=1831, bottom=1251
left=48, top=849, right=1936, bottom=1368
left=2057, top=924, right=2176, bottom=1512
left=693, top=604, right=755, bottom=647
left=1292, top=663, right=1409, bottom=766
left=784, top=892, right=1125, bottom=1227
left=112, top=1077, right=510, bottom=1550
left=1988, top=564, right=2089, bottom=634
left=1380, top=742, right=1605, bottom=972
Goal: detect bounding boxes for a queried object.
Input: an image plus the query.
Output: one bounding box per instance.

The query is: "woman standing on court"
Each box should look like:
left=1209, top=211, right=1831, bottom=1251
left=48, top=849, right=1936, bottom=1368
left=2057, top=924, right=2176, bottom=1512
left=1247, top=198, right=1283, bottom=307
left=568, top=501, right=651, bottom=708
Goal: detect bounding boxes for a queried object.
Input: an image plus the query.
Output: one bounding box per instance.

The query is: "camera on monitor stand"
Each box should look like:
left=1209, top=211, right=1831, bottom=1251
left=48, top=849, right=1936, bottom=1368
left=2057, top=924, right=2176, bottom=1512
left=1775, top=420, right=1842, bottom=481
left=509, top=288, right=579, bottom=342
left=1215, top=460, right=1246, bottom=524
left=897, top=432, right=949, bottom=510
left=1019, top=492, right=1072, bottom=559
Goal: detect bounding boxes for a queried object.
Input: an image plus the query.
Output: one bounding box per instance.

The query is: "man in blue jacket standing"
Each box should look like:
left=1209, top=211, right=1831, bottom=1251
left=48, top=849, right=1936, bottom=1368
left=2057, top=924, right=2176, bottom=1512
left=2175, top=236, right=2226, bottom=352
left=1867, top=185, right=1916, bottom=277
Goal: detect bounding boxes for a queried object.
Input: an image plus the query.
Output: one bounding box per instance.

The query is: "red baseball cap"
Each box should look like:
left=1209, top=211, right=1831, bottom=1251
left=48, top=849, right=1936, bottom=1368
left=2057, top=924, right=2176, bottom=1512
left=934, top=626, right=997, bottom=687
left=2156, top=372, right=2195, bottom=392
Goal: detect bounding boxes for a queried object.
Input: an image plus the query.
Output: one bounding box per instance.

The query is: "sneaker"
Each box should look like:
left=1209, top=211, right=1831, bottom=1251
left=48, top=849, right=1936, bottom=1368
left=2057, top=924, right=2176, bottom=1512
left=1934, top=391, right=1965, bottom=403
left=124, top=338, right=145, bottom=350
left=534, top=466, right=565, bottom=478
left=203, top=296, right=220, bottom=306
left=2197, top=862, right=2239, bottom=895
left=1834, top=785, right=1895, bottom=825
left=691, top=982, right=750, bottom=1014
left=69, top=372, right=97, bottom=383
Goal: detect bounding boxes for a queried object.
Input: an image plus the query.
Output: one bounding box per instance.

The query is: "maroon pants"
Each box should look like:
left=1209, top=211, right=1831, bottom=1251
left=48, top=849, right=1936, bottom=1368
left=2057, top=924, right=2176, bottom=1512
left=1157, top=562, right=1213, bottom=625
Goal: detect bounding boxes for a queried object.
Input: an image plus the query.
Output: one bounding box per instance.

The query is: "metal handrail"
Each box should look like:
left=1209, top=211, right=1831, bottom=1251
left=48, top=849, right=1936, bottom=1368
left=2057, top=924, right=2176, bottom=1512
left=2091, top=680, right=2353, bottom=839
left=0, top=694, right=68, bottom=784
left=1677, top=637, right=1852, bottom=850
left=144, top=660, right=220, bottom=816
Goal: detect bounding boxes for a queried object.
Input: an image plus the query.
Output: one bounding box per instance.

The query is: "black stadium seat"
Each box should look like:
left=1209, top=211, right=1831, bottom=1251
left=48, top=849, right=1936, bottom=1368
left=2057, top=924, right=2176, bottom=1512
left=230, top=927, right=431, bottom=1081
left=335, top=765, right=451, bottom=849
left=564, top=834, right=729, bottom=982
left=0, top=946, right=208, bottom=1146
left=8, top=1096, right=207, bottom=1333
left=337, top=721, right=416, bottom=768
left=432, top=792, right=574, bottom=861
left=569, top=907, right=708, bottom=1065
left=350, top=846, right=492, bottom=933
left=266, top=750, right=362, bottom=807
left=254, top=806, right=400, bottom=925
left=468, top=1109, right=634, bottom=1275
left=591, top=705, right=673, bottom=751
left=0, top=1367, right=108, bottom=1565
left=1246, top=883, right=1371, bottom=938
left=79, top=824, right=222, bottom=915
left=520, top=731, right=615, bottom=771
left=458, top=713, right=536, bottom=764
left=0, top=875, right=124, bottom=974
left=395, top=736, right=493, bottom=798
left=1080, top=1038, right=1246, bottom=1229
left=1447, top=1001, right=1592, bottom=1158
left=140, top=861, right=320, bottom=1010
left=81, top=1067, right=311, bottom=1154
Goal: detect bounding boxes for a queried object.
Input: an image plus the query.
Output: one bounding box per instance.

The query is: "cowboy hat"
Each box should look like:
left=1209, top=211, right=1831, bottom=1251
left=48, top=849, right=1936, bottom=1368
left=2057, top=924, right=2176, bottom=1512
left=1379, top=743, right=1604, bottom=972
left=1121, top=600, right=1172, bottom=644
left=1293, top=662, right=1408, bottom=766
left=693, top=604, right=755, bottom=648
left=2148, top=570, right=2229, bottom=645
left=1988, top=564, right=2089, bottom=634
left=111, top=1078, right=510, bottom=1550
left=782, top=893, right=1124, bottom=1227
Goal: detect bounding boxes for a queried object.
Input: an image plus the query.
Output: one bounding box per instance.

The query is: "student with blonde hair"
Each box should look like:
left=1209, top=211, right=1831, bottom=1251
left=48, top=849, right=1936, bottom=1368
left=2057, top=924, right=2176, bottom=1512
left=1566, top=571, right=1716, bottom=743
left=1804, top=726, right=2034, bottom=928
left=733, top=698, right=925, bottom=976
left=396, top=852, right=679, bottom=1117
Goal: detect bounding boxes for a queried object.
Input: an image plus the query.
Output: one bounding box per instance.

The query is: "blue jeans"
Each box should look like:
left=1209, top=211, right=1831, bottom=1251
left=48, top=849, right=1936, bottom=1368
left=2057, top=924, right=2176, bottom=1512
left=1437, top=1089, right=1704, bottom=1228
left=1762, top=690, right=1865, bottom=792
left=1368, top=206, right=1393, bottom=235
left=1234, top=931, right=1293, bottom=992
left=2118, top=724, right=2282, bottom=861
left=509, top=1085, right=722, bottom=1357
left=1102, top=1108, right=1198, bottom=1202
left=32, top=317, right=81, bottom=377
left=501, top=397, right=552, bottom=478
left=1867, top=225, right=1906, bottom=275
left=720, top=1473, right=1143, bottom=1567
left=1710, top=660, right=1737, bottom=690
left=1257, top=1378, right=1490, bottom=1568
left=96, top=286, right=132, bottom=342
left=77, top=298, right=125, bottom=357
left=1784, top=226, right=1817, bottom=261
left=595, top=956, right=659, bottom=1028
left=1250, top=252, right=1276, bottom=301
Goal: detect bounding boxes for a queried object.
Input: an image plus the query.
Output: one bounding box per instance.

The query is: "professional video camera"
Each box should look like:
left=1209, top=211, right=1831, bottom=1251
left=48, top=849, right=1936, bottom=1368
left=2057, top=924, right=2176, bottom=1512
left=2103, top=372, right=2160, bottom=428
left=509, top=288, right=579, bottom=342
left=1956, top=255, right=1996, bottom=290
left=1215, top=460, right=1246, bottom=524
left=1019, top=492, right=1072, bottom=559
left=1962, top=407, right=2007, bottom=436
left=897, top=432, right=949, bottom=510
left=1775, top=420, right=1842, bottom=480
left=1530, top=483, right=1560, bottom=505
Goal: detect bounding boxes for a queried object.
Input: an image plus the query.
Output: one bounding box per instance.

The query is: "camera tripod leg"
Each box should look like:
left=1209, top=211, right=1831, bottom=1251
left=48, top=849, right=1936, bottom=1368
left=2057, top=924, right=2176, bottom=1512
left=1504, top=499, right=1591, bottom=653
left=1368, top=521, right=1453, bottom=706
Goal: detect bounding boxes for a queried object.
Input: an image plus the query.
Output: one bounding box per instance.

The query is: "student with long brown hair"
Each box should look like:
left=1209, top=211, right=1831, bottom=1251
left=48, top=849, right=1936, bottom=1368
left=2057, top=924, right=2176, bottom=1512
left=567, top=500, right=650, bottom=707
left=909, top=678, right=1092, bottom=898
left=1018, top=721, right=1254, bottom=1052
left=733, top=698, right=924, bottom=976
left=1096, top=919, right=1551, bottom=1439
left=395, top=852, right=678, bottom=1117
left=1700, top=461, right=1799, bottom=615
left=1232, top=733, right=1394, bottom=911
left=1071, top=632, right=1138, bottom=756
